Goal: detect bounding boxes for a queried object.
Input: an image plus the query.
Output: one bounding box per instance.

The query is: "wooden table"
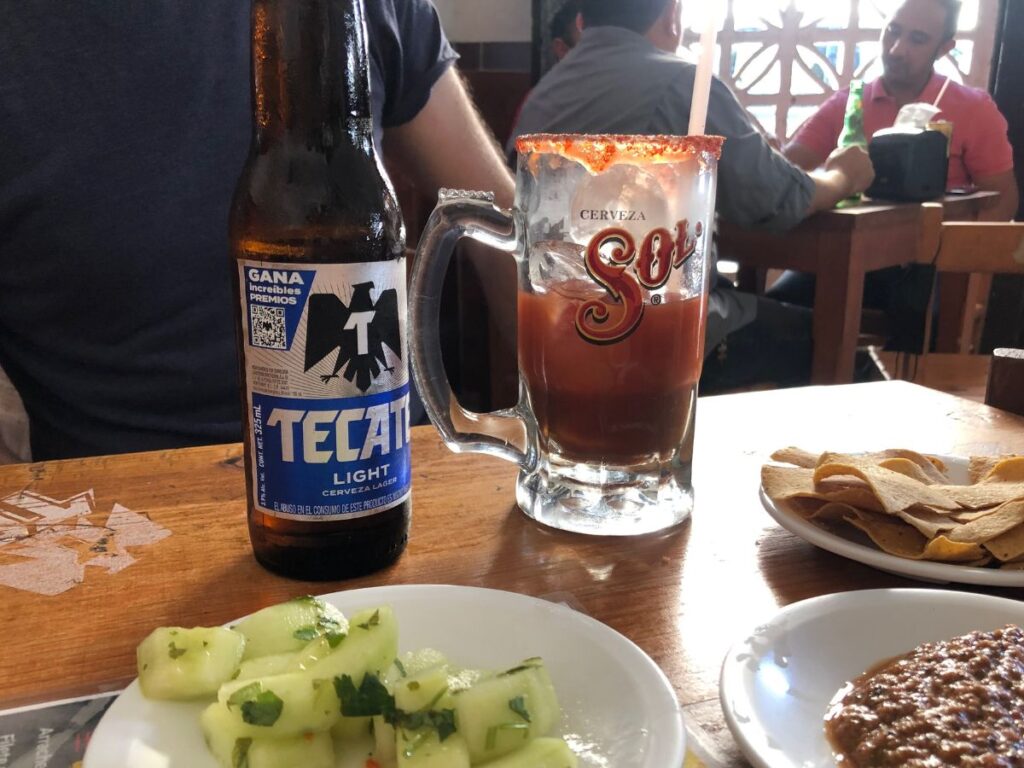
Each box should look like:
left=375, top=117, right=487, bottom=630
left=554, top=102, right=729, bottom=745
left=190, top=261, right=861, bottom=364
left=2, top=381, right=1023, bottom=766
left=719, top=192, right=998, bottom=385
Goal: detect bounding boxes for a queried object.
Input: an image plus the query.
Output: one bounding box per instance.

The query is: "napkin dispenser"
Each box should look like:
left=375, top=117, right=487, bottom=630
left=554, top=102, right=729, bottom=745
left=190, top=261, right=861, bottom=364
left=866, top=128, right=949, bottom=202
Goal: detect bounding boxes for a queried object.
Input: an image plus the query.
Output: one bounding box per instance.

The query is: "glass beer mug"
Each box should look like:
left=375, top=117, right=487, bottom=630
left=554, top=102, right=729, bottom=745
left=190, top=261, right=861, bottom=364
left=411, top=134, right=723, bottom=535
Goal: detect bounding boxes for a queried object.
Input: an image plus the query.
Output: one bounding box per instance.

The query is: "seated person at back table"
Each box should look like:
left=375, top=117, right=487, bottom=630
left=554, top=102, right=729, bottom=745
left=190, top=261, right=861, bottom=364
left=771, top=0, right=1019, bottom=330
left=509, top=0, right=876, bottom=394
left=0, top=0, right=514, bottom=462
left=786, top=0, right=1017, bottom=218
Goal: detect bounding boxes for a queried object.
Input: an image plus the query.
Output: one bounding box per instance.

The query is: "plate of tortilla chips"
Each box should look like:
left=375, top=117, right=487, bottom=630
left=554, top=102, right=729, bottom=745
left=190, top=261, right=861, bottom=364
left=760, top=448, right=1024, bottom=586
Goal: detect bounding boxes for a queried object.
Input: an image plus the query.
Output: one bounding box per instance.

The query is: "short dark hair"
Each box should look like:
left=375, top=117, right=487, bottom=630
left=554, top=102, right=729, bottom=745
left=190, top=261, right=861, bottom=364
left=581, top=0, right=672, bottom=35
left=936, top=0, right=962, bottom=40
left=550, top=0, right=581, bottom=43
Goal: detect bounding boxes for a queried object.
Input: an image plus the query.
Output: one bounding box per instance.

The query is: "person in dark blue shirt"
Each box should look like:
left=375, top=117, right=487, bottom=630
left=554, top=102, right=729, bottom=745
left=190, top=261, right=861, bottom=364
left=0, top=0, right=514, bottom=460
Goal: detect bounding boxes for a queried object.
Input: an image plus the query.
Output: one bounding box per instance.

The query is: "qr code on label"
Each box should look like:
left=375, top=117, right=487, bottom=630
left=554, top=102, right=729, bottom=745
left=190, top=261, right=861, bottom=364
left=249, top=305, right=287, bottom=349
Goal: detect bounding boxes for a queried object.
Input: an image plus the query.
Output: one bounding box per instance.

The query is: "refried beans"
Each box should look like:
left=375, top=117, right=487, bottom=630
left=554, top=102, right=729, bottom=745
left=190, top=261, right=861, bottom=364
left=825, top=625, right=1024, bottom=767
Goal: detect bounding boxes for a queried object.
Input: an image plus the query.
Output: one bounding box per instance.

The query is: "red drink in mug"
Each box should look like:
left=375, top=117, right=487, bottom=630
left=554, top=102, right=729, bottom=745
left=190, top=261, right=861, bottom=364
left=411, top=134, right=723, bottom=535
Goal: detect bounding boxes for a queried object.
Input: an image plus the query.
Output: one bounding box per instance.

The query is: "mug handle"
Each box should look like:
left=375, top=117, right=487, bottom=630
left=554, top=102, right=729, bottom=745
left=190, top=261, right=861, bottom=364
left=409, top=189, right=535, bottom=469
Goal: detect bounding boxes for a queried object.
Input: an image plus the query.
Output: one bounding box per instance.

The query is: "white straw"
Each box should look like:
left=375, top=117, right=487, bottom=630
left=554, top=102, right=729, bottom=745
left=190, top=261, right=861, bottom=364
left=933, top=76, right=951, bottom=108
left=688, top=2, right=720, bottom=136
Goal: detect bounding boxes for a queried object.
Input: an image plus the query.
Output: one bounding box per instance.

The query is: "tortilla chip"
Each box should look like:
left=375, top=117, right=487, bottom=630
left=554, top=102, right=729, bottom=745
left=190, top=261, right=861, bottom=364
left=814, top=463, right=958, bottom=513
left=896, top=507, right=961, bottom=539
left=946, top=500, right=1024, bottom=544
left=765, top=447, right=1024, bottom=570
left=933, top=482, right=1024, bottom=510
left=969, top=456, right=1003, bottom=484
left=1000, top=560, right=1024, bottom=571
left=806, top=501, right=855, bottom=522
left=842, top=509, right=928, bottom=558
left=952, top=507, right=1004, bottom=523
left=982, top=457, right=1024, bottom=484
left=820, top=450, right=949, bottom=483
left=769, top=447, right=820, bottom=469
left=761, top=465, right=884, bottom=513
left=843, top=509, right=985, bottom=562
left=983, top=522, right=1024, bottom=562
left=878, top=458, right=941, bottom=485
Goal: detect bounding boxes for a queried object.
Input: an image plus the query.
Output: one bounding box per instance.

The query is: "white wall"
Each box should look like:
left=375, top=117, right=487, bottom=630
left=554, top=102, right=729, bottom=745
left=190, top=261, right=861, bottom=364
left=432, top=0, right=531, bottom=42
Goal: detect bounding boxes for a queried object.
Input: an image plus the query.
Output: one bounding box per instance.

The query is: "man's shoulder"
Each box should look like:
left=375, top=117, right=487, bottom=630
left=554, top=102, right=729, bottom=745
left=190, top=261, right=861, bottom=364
left=944, top=78, right=998, bottom=106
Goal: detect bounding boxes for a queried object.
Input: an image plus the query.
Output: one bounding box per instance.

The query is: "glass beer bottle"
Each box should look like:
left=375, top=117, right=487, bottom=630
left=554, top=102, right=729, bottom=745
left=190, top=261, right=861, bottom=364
left=230, top=0, right=410, bottom=580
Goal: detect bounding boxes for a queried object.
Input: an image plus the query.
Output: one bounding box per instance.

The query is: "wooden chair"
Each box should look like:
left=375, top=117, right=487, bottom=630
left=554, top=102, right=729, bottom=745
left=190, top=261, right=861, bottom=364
left=986, top=348, right=1024, bottom=417
left=877, top=203, right=1024, bottom=404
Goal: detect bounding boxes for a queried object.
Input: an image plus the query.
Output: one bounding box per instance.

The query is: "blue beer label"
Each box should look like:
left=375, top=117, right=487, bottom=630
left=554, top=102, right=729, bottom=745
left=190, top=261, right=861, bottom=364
left=238, top=258, right=410, bottom=521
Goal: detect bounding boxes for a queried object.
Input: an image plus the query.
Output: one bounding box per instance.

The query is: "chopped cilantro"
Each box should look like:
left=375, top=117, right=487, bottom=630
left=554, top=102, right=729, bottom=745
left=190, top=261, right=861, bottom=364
left=293, top=626, right=318, bottom=642
left=407, top=681, right=421, bottom=691
left=231, top=737, right=252, bottom=768
left=290, top=595, right=321, bottom=607
left=326, top=630, right=345, bottom=648
left=335, top=673, right=456, bottom=745
left=227, top=683, right=263, bottom=710
left=168, top=642, right=187, bottom=660
left=357, top=610, right=381, bottom=630
left=393, top=658, right=407, bottom=678
left=225, top=683, right=284, bottom=727
left=240, top=691, right=284, bottom=726
left=499, top=658, right=541, bottom=677
left=508, top=695, right=531, bottom=722
left=335, top=673, right=395, bottom=719
left=431, top=709, right=457, bottom=741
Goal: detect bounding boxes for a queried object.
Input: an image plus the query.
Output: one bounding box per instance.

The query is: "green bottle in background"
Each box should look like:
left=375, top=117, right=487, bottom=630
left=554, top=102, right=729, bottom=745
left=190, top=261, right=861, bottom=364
left=836, top=80, right=866, bottom=208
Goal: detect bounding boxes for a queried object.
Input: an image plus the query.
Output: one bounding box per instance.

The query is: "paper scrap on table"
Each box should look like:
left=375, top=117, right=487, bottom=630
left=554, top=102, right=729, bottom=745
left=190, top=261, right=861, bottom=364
left=0, top=489, right=170, bottom=595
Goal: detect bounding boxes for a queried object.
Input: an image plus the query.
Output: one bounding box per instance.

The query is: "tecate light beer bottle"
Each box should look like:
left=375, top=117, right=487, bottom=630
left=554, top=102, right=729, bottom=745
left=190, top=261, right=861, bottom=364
left=230, top=0, right=410, bottom=580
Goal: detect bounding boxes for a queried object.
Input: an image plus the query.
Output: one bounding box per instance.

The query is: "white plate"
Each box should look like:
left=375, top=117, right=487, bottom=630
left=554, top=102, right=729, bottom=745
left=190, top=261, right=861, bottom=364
left=760, top=454, right=1024, bottom=586
left=84, top=584, right=684, bottom=768
left=720, top=588, right=1024, bottom=768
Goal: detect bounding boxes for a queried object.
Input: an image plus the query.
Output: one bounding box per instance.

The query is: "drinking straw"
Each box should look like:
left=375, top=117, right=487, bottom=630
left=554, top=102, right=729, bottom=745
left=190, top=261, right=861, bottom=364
left=687, top=1, right=720, bottom=136
left=933, top=76, right=951, bottom=108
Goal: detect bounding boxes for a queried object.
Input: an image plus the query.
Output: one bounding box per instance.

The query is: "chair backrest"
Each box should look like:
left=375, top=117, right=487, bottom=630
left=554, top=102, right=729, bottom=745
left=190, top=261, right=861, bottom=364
left=917, top=203, right=1024, bottom=356
left=920, top=202, right=1024, bottom=275
left=986, top=348, right=1024, bottom=417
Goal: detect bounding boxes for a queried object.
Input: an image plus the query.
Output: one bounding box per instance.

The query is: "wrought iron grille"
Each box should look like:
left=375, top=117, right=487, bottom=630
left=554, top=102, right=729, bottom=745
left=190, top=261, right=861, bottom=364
left=680, top=0, right=997, bottom=140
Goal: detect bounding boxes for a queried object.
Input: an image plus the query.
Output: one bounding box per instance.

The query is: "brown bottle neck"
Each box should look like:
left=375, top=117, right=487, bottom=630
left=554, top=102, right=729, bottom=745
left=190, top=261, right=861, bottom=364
left=251, top=0, right=373, bottom=154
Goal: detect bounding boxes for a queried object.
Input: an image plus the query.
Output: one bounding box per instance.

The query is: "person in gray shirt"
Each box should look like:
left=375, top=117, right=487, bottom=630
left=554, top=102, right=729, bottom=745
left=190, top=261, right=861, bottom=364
left=510, top=0, right=875, bottom=391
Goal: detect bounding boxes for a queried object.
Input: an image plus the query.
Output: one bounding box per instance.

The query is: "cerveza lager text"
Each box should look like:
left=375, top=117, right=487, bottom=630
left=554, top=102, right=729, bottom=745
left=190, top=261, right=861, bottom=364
left=230, top=0, right=409, bottom=580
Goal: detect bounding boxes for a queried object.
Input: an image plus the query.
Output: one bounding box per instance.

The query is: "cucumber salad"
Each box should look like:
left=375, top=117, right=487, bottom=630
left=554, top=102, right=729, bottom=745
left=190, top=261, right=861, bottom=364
left=135, top=595, right=578, bottom=768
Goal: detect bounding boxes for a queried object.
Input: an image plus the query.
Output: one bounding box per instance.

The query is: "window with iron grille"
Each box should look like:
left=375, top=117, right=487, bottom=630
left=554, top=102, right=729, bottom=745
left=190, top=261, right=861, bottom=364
left=680, top=0, right=997, bottom=141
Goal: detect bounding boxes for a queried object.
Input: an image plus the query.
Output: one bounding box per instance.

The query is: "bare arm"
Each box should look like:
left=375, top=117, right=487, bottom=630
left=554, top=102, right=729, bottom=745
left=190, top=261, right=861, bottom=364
left=784, top=141, right=828, bottom=172
left=805, top=145, right=876, bottom=214
left=383, top=67, right=515, bottom=208
left=385, top=66, right=518, bottom=405
left=973, top=169, right=1019, bottom=222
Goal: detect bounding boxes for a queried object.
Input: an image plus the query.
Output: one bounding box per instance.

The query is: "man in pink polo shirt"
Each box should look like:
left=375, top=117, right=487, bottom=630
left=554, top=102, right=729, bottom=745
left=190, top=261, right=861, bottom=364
left=770, top=0, right=1018, bottom=356
left=786, top=0, right=1018, bottom=221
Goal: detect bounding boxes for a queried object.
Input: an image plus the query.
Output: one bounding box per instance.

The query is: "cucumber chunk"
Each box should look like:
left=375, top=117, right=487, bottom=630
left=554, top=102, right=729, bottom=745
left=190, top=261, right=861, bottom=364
left=217, top=672, right=339, bottom=738
left=247, top=731, right=334, bottom=768
left=334, top=733, right=378, bottom=768
left=199, top=702, right=241, bottom=768
left=233, top=596, right=347, bottom=660
left=477, top=737, right=578, bottom=768
left=307, top=606, right=398, bottom=683
left=330, top=712, right=372, bottom=741
left=373, top=715, right=397, bottom=764
left=235, top=653, right=294, bottom=682
left=383, top=648, right=449, bottom=686
left=137, top=627, right=245, bottom=700
left=394, top=663, right=453, bottom=713
left=396, top=730, right=471, bottom=768
left=453, top=659, right=561, bottom=763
